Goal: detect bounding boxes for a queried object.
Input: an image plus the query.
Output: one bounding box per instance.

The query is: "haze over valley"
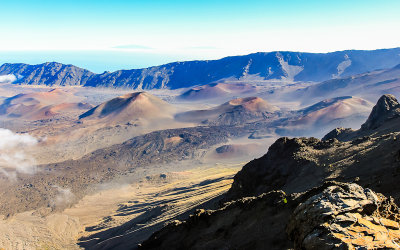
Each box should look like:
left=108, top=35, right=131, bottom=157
left=1, top=0, right=400, bottom=248
left=0, top=47, right=400, bottom=249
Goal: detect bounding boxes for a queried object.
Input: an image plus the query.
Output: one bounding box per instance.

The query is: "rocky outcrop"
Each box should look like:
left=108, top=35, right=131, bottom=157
left=288, top=182, right=400, bottom=249
left=226, top=130, right=400, bottom=204
left=141, top=182, right=400, bottom=249
left=225, top=137, right=323, bottom=200
left=322, top=95, right=400, bottom=141
left=322, top=127, right=354, bottom=141
left=227, top=95, right=400, bottom=202
left=140, top=190, right=294, bottom=250
left=2, top=48, right=400, bottom=89
left=139, top=94, right=400, bottom=249
left=361, top=94, right=400, bottom=130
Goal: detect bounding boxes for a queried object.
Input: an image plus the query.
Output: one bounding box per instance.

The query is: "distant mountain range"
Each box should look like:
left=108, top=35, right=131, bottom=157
left=300, top=62, right=400, bottom=100
left=1, top=48, right=400, bottom=89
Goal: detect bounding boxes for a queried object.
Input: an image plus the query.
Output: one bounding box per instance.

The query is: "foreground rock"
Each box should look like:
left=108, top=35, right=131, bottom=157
left=141, top=95, right=400, bottom=249
left=288, top=182, right=400, bottom=249
left=141, top=182, right=400, bottom=249
left=140, top=190, right=293, bottom=249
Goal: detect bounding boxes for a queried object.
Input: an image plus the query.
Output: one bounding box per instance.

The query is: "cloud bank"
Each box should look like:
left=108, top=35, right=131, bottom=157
left=113, top=44, right=153, bottom=50
left=0, top=74, right=17, bottom=83
left=0, top=128, right=38, bottom=179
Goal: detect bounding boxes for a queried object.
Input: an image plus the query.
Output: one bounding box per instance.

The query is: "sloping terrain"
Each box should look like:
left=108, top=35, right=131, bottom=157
left=299, top=63, right=400, bottom=103
left=175, top=96, right=279, bottom=125
left=1, top=48, right=400, bottom=89
left=140, top=94, right=400, bottom=249
left=79, top=92, right=175, bottom=125
left=0, top=165, right=240, bottom=250
left=76, top=166, right=240, bottom=250
left=0, top=71, right=398, bottom=249
left=0, top=89, right=92, bottom=120
left=178, top=82, right=259, bottom=101
left=141, top=182, right=400, bottom=249
left=275, top=96, right=373, bottom=136
left=0, top=123, right=267, bottom=216
left=0, top=62, right=94, bottom=86
left=323, top=94, right=400, bottom=141
left=227, top=95, right=400, bottom=201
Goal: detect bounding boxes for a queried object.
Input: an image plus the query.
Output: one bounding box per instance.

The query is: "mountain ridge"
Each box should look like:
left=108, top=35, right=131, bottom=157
left=1, top=47, right=400, bottom=89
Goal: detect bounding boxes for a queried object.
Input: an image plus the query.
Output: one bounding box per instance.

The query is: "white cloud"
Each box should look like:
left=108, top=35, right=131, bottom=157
left=0, top=74, right=16, bottom=83
left=51, top=185, right=75, bottom=207
left=0, top=128, right=38, bottom=179
left=112, top=44, right=153, bottom=50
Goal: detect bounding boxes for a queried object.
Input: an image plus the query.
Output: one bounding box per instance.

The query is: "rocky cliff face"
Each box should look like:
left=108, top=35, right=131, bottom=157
left=361, top=94, right=400, bottom=130
left=1, top=48, right=400, bottom=89
left=226, top=136, right=322, bottom=200
left=324, top=94, right=400, bottom=141
left=140, top=190, right=293, bottom=250
left=226, top=95, right=400, bottom=202
left=141, top=182, right=400, bottom=249
left=140, top=94, right=400, bottom=249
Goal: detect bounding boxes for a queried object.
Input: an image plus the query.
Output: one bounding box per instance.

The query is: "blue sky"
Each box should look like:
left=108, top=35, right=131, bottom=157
left=1, top=0, right=399, bottom=72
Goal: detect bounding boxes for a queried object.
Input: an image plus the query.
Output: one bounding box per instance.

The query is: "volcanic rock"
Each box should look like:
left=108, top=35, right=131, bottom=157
left=287, top=182, right=400, bottom=249
left=361, top=94, right=400, bottom=130
left=141, top=182, right=400, bottom=249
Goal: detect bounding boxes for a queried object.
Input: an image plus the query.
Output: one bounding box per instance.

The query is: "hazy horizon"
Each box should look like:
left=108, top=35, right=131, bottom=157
left=1, top=46, right=399, bottom=73
left=1, top=0, right=399, bottom=72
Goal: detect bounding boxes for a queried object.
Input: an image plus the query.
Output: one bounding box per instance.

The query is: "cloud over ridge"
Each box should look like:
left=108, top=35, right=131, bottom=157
left=0, top=128, right=38, bottom=178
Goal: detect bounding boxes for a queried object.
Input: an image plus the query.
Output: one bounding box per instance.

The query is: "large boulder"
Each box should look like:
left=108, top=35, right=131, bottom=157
left=287, top=182, right=400, bottom=249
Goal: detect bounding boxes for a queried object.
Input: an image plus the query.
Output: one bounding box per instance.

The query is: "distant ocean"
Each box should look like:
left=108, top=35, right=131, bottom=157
left=0, top=50, right=214, bottom=74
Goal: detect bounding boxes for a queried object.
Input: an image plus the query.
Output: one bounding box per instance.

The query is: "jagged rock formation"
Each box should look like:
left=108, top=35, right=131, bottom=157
left=1, top=48, right=400, bottom=89
left=321, top=127, right=354, bottom=141
left=224, top=95, right=400, bottom=203
left=361, top=94, right=400, bottom=130
left=140, top=190, right=293, bottom=250
left=139, top=94, right=400, bottom=249
left=287, top=182, right=400, bottom=249
left=226, top=136, right=322, bottom=200
left=141, top=182, right=400, bottom=249
left=324, top=94, right=400, bottom=141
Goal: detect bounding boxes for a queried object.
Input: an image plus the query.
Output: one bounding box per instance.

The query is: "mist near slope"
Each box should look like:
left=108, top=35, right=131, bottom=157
left=0, top=74, right=16, bottom=83
left=0, top=128, right=38, bottom=179
left=273, top=96, right=374, bottom=138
